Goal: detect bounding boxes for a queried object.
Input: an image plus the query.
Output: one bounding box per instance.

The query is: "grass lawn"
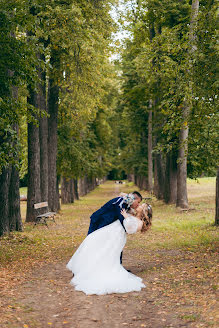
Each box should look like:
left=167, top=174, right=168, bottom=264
left=19, top=187, right=27, bottom=197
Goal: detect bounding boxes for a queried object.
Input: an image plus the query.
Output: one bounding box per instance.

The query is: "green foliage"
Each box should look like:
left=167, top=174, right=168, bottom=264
left=118, top=0, right=218, bottom=178
left=55, top=0, right=119, bottom=179
left=0, top=0, right=42, bottom=173
left=0, top=0, right=119, bottom=179
left=1, top=0, right=217, bottom=182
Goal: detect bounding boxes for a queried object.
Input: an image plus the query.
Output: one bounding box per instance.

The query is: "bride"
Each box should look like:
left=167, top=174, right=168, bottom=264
left=66, top=199, right=152, bottom=295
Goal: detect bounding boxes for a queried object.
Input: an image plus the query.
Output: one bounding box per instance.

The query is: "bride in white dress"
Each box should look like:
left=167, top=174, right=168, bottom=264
left=66, top=203, right=152, bottom=295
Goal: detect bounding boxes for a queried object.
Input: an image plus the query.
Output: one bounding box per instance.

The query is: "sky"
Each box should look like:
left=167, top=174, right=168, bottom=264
left=109, top=0, right=135, bottom=60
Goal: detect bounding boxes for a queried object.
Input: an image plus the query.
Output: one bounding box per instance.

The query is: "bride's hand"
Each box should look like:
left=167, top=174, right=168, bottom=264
left=121, top=209, right=129, bottom=218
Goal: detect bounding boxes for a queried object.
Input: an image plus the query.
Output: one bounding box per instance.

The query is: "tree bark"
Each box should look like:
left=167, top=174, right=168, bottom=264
left=56, top=175, right=61, bottom=210
left=73, top=179, right=79, bottom=200
left=148, top=107, right=153, bottom=192
left=0, top=65, right=22, bottom=232
left=177, top=0, right=199, bottom=208
left=140, top=175, right=148, bottom=190
left=0, top=168, right=11, bottom=236
left=39, top=53, right=48, bottom=203
left=8, top=121, right=22, bottom=231
left=176, top=122, right=189, bottom=208
left=215, top=167, right=219, bottom=225
left=48, top=49, right=60, bottom=212
left=147, top=24, right=155, bottom=193
left=26, top=31, right=42, bottom=221
left=154, top=152, right=165, bottom=200
left=164, top=151, right=177, bottom=204
left=61, top=177, right=74, bottom=204
left=78, top=178, right=82, bottom=196
left=9, top=85, right=22, bottom=231
left=26, top=89, right=41, bottom=221
left=9, top=163, right=23, bottom=231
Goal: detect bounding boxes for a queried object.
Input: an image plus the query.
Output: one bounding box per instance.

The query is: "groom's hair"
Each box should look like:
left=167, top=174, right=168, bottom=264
left=132, top=191, right=142, bottom=200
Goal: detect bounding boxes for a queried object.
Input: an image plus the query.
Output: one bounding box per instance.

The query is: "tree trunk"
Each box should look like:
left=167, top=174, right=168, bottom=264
left=61, top=177, right=74, bottom=204
left=177, top=0, right=199, bottom=208
left=26, top=90, right=41, bottom=221
left=134, top=174, right=137, bottom=186
left=147, top=24, right=155, bottom=193
left=127, top=174, right=133, bottom=182
left=164, top=151, right=177, bottom=204
left=48, top=49, right=60, bottom=212
left=78, top=178, right=82, bottom=196
left=74, top=179, right=79, bottom=200
left=154, top=152, right=165, bottom=200
left=92, top=177, right=96, bottom=190
left=139, top=175, right=148, bottom=190
left=215, top=167, right=219, bottom=225
left=84, top=177, right=88, bottom=195
left=176, top=123, right=189, bottom=208
left=9, top=164, right=23, bottom=231
left=9, top=84, right=22, bottom=231
left=0, top=168, right=10, bottom=236
left=39, top=54, right=48, bottom=203
left=8, top=121, right=22, bottom=231
left=57, top=175, right=61, bottom=210
left=0, top=65, right=22, bottom=232
left=148, top=107, right=153, bottom=191
left=61, top=177, right=67, bottom=204
left=86, top=177, right=90, bottom=193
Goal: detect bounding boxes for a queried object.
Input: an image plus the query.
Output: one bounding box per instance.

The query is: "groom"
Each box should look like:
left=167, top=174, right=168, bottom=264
left=87, top=191, right=142, bottom=264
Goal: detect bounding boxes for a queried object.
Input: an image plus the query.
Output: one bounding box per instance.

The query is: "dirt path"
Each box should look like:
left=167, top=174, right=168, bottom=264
left=3, top=252, right=188, bottom=328
left=1, top=182, right=218, bottom=328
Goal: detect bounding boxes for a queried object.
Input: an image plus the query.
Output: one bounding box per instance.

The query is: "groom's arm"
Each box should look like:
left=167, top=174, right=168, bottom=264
left=114, top=202, right=127, bottom=230
left=90, top=198, right=117, bottom=220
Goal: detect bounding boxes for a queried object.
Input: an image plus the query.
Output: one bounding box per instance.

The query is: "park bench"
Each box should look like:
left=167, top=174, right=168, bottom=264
left=33, top=202, right=56, bottom=227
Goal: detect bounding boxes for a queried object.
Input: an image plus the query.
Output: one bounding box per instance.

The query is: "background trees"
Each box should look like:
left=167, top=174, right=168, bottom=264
left=0, top=0, right=218, bottom=236
left=0, top=0, right=119, bottom=235
left=116, top=0, right=218, bottom=210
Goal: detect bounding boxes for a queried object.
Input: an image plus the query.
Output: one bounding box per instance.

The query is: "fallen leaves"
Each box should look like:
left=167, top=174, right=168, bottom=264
left=0, top=181, right=218, bottom=328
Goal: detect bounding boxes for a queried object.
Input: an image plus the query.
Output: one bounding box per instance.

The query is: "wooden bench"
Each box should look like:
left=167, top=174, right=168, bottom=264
left=33, top=202, right=56, bottom=227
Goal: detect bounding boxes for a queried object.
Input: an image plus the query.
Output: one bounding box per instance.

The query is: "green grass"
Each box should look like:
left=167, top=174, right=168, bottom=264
left=11, top=177, right=218, bottom=267
left=126, top=192, right=217, bottom=251
left=180, top=314, right=200, bottom=322
left=2, top=177, right=217, bottom=267
left=20, top=187, right=27, bottom=196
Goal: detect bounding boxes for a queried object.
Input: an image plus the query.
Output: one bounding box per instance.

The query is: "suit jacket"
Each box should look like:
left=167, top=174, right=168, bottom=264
left=87, top=197, right=127, bottom=235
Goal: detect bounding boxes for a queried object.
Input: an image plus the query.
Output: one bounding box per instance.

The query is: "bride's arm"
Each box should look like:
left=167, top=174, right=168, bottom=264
left=121, top=210, right=142, bottom=234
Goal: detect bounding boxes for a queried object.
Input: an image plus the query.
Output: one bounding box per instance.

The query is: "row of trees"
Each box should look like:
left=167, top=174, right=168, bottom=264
left=114, top=0, right=218, bottom=218
left=0, top=0, right=218, bottom=236
left=0, top=0, right=119, bottom=236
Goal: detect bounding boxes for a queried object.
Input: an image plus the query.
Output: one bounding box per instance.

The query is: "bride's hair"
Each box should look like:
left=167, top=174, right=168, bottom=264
left=136, top=203, right=152, bottom=233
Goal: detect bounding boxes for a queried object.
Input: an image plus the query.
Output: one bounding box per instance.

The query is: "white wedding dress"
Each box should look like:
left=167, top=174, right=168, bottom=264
left=66, top=215, right=145, bottom=295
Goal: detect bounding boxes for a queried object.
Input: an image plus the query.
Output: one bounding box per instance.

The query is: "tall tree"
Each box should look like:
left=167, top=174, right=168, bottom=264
left=39, top=51, right=49, bottom=203
left=147, top=102, right=153, bottom=191
left=47, top=48, right=60, bottom=212
left=176, top=0, right=199, bottom=208
left=0, top=4, right=27, bottom=234
left=215, top=167, right=219, bottom=226
left=26, top=91, right=41, bottom=221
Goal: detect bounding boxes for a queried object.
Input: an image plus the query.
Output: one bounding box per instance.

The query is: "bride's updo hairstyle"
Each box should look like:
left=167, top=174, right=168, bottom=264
left=136, top=203, right=152, bottom=233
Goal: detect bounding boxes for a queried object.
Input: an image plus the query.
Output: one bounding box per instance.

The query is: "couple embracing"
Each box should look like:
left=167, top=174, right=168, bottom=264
left=67, top=191, right=152, bottom=295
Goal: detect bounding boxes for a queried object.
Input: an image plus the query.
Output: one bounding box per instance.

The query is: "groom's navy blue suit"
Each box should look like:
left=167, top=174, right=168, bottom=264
left=87, top=197, right=128, bottom=236
left=87, top=196, right=128, bottom=264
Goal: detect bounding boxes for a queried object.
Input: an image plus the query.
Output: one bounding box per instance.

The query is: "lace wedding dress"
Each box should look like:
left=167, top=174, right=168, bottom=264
left=66, top=215, right=145, bottom=295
